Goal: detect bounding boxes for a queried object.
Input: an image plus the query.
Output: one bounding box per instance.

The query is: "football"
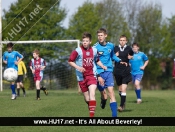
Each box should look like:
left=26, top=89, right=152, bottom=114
left=3, top=68, right=18, bottom=82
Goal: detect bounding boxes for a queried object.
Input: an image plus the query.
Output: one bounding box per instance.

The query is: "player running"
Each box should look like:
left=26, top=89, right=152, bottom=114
left=68, top=32, right=106, bottom=117
left=30, top=49, right=48, bottom=100
left=114, top=35, right=134, bottom=112
left=129, top=43, right=149, bottom=104
left=16, top=57, right=27, bottom=97
left=93, top=28, right=127, bottom=117
left=3, top=42, right=23, bottom=100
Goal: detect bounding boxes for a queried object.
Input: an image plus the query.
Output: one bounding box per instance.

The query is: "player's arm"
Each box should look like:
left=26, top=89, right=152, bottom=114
left=22, top=61, right=27, bottom=75
left=96, top=60, right=107, bottom=70
left=111, top=46, right=121, bottom=62
left=15, top=52, right=23, bottom=65
left=140, top=60, right=149, bottom=70
left=3, top=53, right=7, bottom=64
left=128, top=48, right=134, bottom=59
left=68, top=50, right=85, bottom=72
left=140, top=54, right=149, bottom=70
left=40, top=59, right=46, bottom=70
left=29, top=61, right=35, bottom=74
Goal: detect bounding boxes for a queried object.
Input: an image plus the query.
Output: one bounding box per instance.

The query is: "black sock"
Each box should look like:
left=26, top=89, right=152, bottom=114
left=120, top=94, right=126, bottom=107
left=37, top=90, right=40, bottom=98
left=22, top=87, right=25, bottom=94
left=40, top=86, right=46, bottom=91
left=119, top=91, right=122, bottom=97
left=17, top=89, right=20, bottom=96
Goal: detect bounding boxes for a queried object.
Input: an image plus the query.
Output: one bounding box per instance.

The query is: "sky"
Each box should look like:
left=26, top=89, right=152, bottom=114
left=2, top=0, right=175, bottom=28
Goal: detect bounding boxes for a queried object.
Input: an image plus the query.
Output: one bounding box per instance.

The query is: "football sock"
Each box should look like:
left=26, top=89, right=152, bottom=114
left=119, top=91, right=122, bottom=97
left=110, top=102, right=117, bottom=117
left=135, top=89, right=141, bottom=99
left=89, top=100, right=96, bottom=117
left=36, top=89, right=40, bottom=98
left=17, top=89, right=20, bottom=96
left=120, top=92, right=126, bottom=107
left=11, top=84, right=16, bottom=94
left=40, top=86, right=46, bottom=91
left=22, top=87, right=25, bottom=94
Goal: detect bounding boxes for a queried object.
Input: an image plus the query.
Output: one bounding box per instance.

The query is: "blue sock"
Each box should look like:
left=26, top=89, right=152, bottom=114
left=135, top=89, right=141, bottom=99
left=11, top=84, right=16, bottom=94
left=110, top=102, right=117, bottom=117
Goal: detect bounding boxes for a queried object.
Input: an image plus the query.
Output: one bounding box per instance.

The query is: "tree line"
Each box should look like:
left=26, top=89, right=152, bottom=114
left=2, top=0, right=175, bottom=89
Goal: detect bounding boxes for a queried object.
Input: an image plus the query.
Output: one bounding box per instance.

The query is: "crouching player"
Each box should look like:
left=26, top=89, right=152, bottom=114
left=68, top=32, right=106, bottom=117
left=129, top=43, right=149, bottom=104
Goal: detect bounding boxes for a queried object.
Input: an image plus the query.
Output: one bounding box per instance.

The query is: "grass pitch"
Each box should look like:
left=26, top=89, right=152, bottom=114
left=0, top=89, right=174, bottom=132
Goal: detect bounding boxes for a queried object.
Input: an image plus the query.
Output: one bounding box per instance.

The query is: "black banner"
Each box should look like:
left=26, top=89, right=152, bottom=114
left=0, top=117, right=175, bottom=126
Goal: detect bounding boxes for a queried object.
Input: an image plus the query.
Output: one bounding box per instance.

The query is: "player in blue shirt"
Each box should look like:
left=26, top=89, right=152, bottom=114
left=129, top=43, right=149, bottom=104
left=3, top=43, right=23, bottom=100
left=93, top=28, right=127, bottom=117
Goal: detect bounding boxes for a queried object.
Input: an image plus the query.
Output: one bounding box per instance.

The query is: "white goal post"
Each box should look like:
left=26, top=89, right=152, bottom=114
left=0, top=40, right=80, bottom=91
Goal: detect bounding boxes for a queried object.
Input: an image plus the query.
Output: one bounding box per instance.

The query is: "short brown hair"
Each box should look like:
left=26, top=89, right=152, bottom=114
left=97, top=28, right=107, bottom=34
left=119, top=35, right=127, bottom=41
left=7, top=42, right=14, bottom=47
left=132, top=42, right=139, bottom=47
left=33, top=49, right=39, bottom=55
left=82, top=32, right=92, bottom=41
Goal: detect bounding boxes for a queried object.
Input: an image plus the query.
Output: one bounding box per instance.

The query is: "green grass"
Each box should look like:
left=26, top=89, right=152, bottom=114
left=0, top=89, right=175, bottom=132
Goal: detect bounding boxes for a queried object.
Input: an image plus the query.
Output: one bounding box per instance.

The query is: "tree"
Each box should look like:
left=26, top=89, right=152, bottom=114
left=133, top=2, right=170, bottom=89
left=2, top=0, right=77, bottom=89
left=96, top=0, right=130, bottom=43
left=67, top=0, right=101, bottom=44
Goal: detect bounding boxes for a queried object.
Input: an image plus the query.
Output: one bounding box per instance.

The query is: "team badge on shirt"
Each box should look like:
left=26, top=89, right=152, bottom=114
left=108, top=49, right=111, bottom=53
left=98, top=51, right=104, bottom=55
left=86, top=52, right=90, bottom=56
left=137, top=56, right=141, bottom=59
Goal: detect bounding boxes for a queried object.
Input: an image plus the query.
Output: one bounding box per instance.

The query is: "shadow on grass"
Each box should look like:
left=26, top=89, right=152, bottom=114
left=123, top=109, right=132, bottom=112
left=128, top=100, right=149, bottom=103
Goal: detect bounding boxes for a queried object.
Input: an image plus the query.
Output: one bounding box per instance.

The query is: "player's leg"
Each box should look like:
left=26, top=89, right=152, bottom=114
left=36, top=80, right=41, bottom=100
left=11, top=81, right=17, bottom=100
left=107, top=87, right=117, bottom=117
left=16, top=82, right=20, bottom=96
left=97, top=72, right=108, bottom=109
left=118, top=84, right=127, bottom=112
left=79, top=81, right=89, bottom=104
left=79, top=80, right=95, bottom=117
left=100, top=89, right=107, bottom=109
left=40, top=85, right=48, bottom=95
left=19, top=75, right=26, bottom=97
left=88, top=84, right=97, bottom=117
left=134, top=74, right=143, bottom=104
left=16, top=76, right=20, bottom=96
left=118, top=74, right=132, bottom=112
left=106, top=72, right=117, bottom=117
left=20, top=82, right=26, bottom=97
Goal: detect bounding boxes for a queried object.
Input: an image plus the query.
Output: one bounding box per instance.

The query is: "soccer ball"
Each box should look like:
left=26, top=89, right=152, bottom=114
left=3, top=68, right=18, bottom=82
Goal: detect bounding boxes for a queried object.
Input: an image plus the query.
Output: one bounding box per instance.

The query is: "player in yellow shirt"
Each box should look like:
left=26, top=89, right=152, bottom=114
left=16, top=58, right=27, bottom=97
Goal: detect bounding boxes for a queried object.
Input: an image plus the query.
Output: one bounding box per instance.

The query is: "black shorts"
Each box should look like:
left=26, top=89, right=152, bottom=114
left=16, top=75, right=24, bottom=83
left=114, top=73, right=132, bottom=86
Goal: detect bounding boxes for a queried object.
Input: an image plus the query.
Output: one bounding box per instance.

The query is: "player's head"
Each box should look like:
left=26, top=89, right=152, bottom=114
left=33, top=49, right=40, bottom=59
left=97, top=28, right=107, bottom=44
left=119, top=35, right=127, bottom=47
left=7, top=42, right=14, bottom=52
left=82, top=32, right=92, bottom=49
left=132, top=42, right=139, bottom=53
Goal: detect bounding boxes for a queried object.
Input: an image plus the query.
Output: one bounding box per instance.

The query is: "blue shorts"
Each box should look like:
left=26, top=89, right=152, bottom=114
left=132, top=74, right=143, bottom=83
left=97, top=71, right=114, bottom=92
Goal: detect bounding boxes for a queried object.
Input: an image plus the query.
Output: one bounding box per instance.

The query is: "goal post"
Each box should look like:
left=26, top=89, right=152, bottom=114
left=0, top=40, right=80, bottom=91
